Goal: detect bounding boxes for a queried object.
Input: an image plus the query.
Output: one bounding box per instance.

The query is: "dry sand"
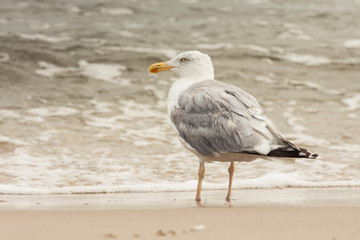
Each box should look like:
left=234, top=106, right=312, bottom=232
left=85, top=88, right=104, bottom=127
left=1, top=207, right=360, bottom=240
left=1, top=188, right=360, bottom=240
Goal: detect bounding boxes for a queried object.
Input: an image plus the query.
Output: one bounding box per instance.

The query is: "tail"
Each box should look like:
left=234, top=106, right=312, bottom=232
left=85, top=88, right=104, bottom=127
left=267, top=141, right=318, bottom=159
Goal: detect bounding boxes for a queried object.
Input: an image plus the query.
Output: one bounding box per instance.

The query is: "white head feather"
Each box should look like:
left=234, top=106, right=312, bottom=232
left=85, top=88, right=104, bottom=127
left=166, top=51, right=214, bottom=80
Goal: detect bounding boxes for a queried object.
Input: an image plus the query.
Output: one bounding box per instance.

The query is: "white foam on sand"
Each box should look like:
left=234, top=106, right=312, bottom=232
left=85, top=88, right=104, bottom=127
left=0, top=109, right=45, bottom=123
left=0, top=135, right=28, bottom=146
left=83, top=113, right=125, bottom=130
left=0, top=138, right=359, bottom=195
left=254, top=75, right=276, bottom=84
left=35, top=61, right=76, bottom=77
left=329, top=143, right=360, bottom=161
left=115, top=30, right=135, bottom=38
left=180, top=0, right=199, bottom=4
left=283, top=53, right=331, bottom=66
left=35, top=130, right=59, bottom=143
left=82, top=99, right=165, bottom=131
left=247, top=0, right=271, bottom=4
left=0, top=109, right=20, bottom=119
left=17, top=33, right=71, bottom=43
left=0, top=162, right=359, bottom=194
left=89, top=99, right=114, bottom=113
left=35, top=60, right=129, bottom=85
left=78, top=60, right=126, bottom=84
left=343, top=39, right=360, bottom=49
left=278, top=23, right=311, bottom=40
left=0, top=108, right=357, bottom=195
left=119, top=100, right=161, bottom=119
left=282, top=104, right=306, bottom=133
left=20, top=116, right=45, bottom=123
left=1, top=99, right=358, bottom=195
left=27, top=107, right=79, bottom=117
left=285, top=79, right=321, bottom=90
left=342, top=94, right=360, bottom=111
left=100, top=7, right=134, bottom=16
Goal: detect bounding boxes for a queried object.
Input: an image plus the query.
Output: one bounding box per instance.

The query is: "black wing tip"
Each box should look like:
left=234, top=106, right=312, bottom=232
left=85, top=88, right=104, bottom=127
left=268, top=147, right=318, bottom=159
left=299, top=147, right=318, bottom=159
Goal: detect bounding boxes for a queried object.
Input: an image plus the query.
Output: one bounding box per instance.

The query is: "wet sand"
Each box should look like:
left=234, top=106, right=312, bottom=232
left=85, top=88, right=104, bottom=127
left=1, top=188, right=360, bottom=240
left=1, top=188, right=360, bottom=210
left=2, top=207, right=360, bottom=240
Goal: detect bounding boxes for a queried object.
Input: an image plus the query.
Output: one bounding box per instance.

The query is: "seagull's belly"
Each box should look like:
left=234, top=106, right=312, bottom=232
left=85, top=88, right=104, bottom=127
left=199, top=152, right=266, bottom=163
left=176, top=133, right=266, bottom=163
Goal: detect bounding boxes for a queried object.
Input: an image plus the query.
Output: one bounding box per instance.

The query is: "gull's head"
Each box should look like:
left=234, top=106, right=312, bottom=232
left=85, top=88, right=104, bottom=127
left=148, top=51, right=214, bottom=80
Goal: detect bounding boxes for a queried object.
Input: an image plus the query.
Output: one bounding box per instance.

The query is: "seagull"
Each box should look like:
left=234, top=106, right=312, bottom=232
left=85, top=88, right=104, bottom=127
left=148, top=50, right=318, bottom=202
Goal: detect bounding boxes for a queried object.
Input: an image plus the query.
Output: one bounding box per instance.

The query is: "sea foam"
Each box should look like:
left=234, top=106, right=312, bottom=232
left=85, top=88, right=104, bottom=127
left=283, top=53, right=331, bottom=66
left=17, top=33, right=71, bottom=43
left=35, top=60, right=128, bottom=85
left=78, top=60, right=126, bottom=84
left=343, top=39, right=360, bottom=49
left=342, top=94, right=360, bottom=111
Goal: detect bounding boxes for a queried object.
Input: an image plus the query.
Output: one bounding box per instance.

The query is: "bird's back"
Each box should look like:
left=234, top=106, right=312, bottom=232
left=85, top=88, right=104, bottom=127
left=170, top=80, right=318, bottom=159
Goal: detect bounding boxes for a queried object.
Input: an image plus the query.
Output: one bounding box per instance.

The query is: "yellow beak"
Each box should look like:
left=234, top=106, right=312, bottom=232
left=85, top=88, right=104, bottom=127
left=148, top=62, right=174, bottom=73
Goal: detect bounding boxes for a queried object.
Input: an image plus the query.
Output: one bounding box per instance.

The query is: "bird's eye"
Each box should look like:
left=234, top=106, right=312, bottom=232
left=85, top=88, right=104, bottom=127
left=180, top=57, right=189, bottom=63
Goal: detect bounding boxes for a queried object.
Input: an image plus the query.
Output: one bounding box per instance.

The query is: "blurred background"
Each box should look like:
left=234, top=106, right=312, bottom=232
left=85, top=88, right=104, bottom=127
left=0, top=0, right=359, bottom=194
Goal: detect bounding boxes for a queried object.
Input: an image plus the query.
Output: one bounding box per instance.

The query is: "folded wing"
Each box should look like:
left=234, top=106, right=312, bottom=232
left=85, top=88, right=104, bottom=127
left=171, top=80, right=317, bottom=159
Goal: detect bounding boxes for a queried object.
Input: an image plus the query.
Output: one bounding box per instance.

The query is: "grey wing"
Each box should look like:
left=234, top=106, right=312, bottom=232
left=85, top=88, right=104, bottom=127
left=171, top=80, right=301, bottom=157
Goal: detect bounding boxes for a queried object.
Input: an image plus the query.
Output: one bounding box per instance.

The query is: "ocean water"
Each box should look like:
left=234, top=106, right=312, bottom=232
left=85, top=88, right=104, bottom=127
left=0, top=0, right=360, bottom=194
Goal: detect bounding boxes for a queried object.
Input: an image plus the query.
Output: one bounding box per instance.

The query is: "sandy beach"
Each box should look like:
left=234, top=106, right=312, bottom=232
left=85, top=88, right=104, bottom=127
left=1, top=188, right=360, bottom=240
left=2, top=207, right=360, bottom=240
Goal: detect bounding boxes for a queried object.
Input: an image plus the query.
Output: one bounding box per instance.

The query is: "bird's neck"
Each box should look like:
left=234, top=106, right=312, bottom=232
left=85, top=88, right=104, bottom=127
left=167, top=77, right=210, bottom=114
left=181, top=71, right=214, bottom=81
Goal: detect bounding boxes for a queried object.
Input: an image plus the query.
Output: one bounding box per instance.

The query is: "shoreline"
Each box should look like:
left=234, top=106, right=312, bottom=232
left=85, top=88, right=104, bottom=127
left=2, top=187, right=360, bottom=240
left=1, top=187, right=360, bottom=210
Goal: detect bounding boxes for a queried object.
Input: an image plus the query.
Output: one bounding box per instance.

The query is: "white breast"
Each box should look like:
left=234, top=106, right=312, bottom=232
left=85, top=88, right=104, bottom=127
left=167, top=78, right=204, bottom=114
